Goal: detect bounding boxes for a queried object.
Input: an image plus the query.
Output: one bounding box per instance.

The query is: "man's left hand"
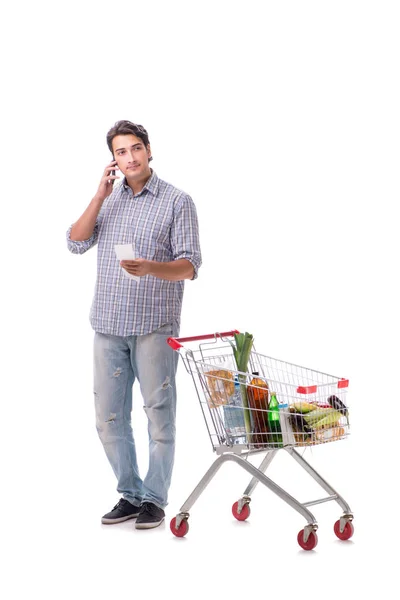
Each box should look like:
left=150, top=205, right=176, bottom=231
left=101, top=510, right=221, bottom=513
left=120, top=259, right=152, bottom=277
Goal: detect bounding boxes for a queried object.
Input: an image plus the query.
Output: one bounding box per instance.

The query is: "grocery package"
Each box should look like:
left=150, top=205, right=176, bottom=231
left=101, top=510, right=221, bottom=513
left=205, top=368, right=234, bottom=407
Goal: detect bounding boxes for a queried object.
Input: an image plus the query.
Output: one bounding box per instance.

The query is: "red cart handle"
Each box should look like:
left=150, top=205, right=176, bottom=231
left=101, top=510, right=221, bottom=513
left=167, top=330, right=240, bottom=351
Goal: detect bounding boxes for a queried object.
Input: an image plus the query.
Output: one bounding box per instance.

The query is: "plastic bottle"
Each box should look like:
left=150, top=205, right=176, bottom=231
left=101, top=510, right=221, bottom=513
left=247, top=372, right=269, bottom=447
left=230, top=376, right=242, bottom=406
left=268, top=392, right=282, bottom=447
left=223, top=376, right=246, bottom=444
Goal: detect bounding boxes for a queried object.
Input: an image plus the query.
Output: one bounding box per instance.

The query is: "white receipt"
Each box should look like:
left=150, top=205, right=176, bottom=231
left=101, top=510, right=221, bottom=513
left=115, top=244, right=140, bottom=282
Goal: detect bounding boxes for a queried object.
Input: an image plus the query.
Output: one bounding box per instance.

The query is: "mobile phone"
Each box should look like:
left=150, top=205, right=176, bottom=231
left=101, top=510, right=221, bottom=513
left=110, top=158, right=116, bottom=184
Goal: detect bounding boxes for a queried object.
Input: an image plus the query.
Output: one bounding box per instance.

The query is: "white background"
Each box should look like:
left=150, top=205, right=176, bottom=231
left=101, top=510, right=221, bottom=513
left=1, top=0, right=399, bottom=598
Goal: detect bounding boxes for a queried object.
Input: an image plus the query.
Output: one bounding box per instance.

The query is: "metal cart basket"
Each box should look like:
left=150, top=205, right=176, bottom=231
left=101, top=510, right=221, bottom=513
left=168, top=330, right=354, bottom=550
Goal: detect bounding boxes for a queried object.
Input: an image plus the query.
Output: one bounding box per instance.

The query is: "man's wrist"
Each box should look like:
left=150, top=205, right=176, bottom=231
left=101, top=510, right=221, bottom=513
left=92, top=194, right=105, bottom=206
left=147, top=260, right=157, bottom=277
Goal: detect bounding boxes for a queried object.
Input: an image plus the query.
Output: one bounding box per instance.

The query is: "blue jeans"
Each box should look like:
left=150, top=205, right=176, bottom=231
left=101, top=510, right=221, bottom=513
left=94, top=322, right=179, bottom=509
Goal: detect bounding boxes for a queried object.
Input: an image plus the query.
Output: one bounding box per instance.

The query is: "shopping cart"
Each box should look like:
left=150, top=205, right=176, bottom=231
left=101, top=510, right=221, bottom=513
left=167, top=330, right=354, bottom=550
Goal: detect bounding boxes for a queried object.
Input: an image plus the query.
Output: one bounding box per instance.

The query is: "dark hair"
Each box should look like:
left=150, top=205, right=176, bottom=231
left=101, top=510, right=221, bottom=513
left=106, top=120, right=152, bottom=161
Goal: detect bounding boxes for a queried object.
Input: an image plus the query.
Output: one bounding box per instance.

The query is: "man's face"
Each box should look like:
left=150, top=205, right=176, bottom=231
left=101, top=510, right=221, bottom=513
left=112, top=134, right=152, bottom=181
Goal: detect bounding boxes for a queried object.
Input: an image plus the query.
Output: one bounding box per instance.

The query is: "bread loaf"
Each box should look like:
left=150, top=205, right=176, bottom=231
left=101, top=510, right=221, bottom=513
left=205, top=370, right=235, bottom=407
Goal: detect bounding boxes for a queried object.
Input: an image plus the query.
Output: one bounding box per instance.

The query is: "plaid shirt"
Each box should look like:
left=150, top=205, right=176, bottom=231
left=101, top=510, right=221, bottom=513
left=67, top=170, right=201, bottom=336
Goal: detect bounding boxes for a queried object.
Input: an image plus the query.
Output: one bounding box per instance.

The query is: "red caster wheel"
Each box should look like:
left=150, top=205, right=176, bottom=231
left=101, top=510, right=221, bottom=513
left=232, top=501, right=250, bottom=521
left=170, top=516, right=189, bottom=538
left=297, top=529, right=318, bottom=551
left=334, top=519, right=354, bottom=541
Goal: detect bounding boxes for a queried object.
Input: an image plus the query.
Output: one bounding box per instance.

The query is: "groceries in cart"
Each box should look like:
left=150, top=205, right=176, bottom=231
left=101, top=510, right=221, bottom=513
left=288, top=396, right=348, bottom=445
left=201, top=331, right=349, bottom=450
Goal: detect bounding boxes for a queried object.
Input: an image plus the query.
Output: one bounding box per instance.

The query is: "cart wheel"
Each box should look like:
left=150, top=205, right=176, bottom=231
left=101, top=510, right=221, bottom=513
left=170, top=516, right=189, bottom=538
left=334, top=519, right=354, bottom=541
left=232, top=501, right=250, bottom=521
left=297, top=529, right=318, bottom=551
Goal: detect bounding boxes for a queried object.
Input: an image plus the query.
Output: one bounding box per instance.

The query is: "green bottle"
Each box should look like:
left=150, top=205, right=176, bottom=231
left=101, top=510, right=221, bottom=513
left=268, top=392, right=282, bottom=447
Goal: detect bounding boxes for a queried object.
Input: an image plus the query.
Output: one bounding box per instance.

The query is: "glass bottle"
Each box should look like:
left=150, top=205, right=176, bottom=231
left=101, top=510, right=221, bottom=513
left=247, top=371, right=269, bottom=447
left=268, top=392, right=282, bottom=447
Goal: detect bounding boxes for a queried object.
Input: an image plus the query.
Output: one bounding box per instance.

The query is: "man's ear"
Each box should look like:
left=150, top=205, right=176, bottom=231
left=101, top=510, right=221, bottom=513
left=147, top=144, right=153, bottom=162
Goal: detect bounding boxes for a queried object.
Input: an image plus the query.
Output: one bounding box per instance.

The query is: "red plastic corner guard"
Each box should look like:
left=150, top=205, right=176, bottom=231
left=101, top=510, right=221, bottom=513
left=338, top=378, right=349, bottom=388
left=167, top=337, right=183, bottom=350
left=297, top=385, right=318, bottom=394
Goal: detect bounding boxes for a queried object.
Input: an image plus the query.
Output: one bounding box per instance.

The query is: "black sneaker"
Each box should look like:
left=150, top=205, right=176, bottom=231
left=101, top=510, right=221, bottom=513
left=135, top=502, right=165, bottom=529
left=101, top=499, right=141, bottom=524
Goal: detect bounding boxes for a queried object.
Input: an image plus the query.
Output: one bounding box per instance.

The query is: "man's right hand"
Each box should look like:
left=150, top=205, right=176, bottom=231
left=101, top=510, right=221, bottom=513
left=94, top=160, right=120, bottom=203
left=69, top=161, right=120, bottom=242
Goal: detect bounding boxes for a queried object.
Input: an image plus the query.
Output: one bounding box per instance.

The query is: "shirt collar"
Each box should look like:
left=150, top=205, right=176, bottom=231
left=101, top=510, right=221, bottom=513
left=122, top=169, right=158, bottom=196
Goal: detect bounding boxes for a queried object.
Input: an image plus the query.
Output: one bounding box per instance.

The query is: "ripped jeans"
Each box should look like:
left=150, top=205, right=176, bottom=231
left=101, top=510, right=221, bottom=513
left=94, top=323, right=179, bottom=509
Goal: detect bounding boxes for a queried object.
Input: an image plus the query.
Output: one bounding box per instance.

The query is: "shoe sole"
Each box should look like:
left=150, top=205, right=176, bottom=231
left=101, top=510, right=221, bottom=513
left=101, top=513, right=140, bottom=524
left=135, top=518, right=165, bottom=530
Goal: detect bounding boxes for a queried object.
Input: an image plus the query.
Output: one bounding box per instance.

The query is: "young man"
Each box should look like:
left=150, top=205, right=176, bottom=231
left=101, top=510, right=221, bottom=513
left=67, top=121, right=201, bottom=529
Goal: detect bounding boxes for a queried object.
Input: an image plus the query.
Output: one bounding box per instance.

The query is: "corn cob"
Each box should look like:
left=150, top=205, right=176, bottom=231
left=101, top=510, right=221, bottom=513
left=309, top=410, right=342, bottom=430
left=303, top=407, right=339, bottom=425
left=292, top=401, right=320, bottom=414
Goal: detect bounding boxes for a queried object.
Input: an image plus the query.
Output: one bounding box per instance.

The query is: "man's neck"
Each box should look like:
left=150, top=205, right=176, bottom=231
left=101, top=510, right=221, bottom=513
left=126, top=169, right=152, bottom=195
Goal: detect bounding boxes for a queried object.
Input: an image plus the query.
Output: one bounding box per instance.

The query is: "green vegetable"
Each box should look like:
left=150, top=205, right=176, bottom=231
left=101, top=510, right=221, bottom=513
left=229, top=332, right=254, bottom=437
left=303, top=408, right=337, bottom=425
left=304, top=409, right=342, bottom=430
left=314, top=412, right=342, bottom=430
